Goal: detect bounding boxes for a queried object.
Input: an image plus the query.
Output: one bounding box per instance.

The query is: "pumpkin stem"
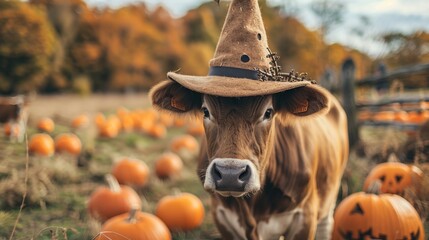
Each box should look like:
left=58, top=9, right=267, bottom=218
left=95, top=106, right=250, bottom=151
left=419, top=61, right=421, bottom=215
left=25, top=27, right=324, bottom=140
left=126, top=208, right=138, bottom=223
left=172, top=188, right=182, bottom=196
left=105, top=174, right=121, bottom=193
left=387, top=153, right=399, bottom=162
left=367, top=180, right=382, bottom=195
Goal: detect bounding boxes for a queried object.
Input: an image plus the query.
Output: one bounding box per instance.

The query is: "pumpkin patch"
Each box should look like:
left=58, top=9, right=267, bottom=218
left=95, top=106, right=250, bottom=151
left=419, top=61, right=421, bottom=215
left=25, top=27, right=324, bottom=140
left=2, top=95, right=428, bottom=239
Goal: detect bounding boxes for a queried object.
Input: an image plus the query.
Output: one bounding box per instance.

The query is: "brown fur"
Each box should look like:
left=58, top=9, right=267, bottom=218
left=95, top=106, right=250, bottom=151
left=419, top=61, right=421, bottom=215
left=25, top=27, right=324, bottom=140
left=151, top=81, right=348, bottom=240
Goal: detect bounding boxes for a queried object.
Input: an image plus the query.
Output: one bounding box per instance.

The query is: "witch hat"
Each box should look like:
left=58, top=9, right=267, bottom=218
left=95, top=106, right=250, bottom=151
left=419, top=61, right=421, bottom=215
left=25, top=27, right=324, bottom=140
left=156, top=0, right=315, bottom=97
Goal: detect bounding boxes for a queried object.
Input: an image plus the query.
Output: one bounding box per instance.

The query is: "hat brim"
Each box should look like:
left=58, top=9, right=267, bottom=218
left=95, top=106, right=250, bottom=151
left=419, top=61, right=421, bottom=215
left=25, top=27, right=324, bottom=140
left=167, top=72, right=311, bottom=97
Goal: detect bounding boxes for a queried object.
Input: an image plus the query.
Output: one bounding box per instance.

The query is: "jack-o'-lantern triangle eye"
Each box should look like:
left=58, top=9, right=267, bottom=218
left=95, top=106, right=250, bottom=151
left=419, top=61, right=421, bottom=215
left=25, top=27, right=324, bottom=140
left=350, top=203, right=364, bottom=215
left=395, top=175, right=403, bottom=183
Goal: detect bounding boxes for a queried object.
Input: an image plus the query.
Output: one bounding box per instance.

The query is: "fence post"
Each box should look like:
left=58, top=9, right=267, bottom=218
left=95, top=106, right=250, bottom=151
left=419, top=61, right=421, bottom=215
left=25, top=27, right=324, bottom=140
left=341, top=58, right=359, bottom=148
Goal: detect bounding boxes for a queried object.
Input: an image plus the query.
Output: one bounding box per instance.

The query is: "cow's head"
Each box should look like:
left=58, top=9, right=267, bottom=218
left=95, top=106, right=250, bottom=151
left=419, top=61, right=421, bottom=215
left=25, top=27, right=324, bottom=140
left=151, top=81, right=329, bottom=197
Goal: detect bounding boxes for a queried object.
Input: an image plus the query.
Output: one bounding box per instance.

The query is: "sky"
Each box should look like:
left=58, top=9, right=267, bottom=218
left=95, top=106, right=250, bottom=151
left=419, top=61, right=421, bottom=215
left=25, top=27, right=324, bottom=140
left=84, top=0, right=429, bottom=57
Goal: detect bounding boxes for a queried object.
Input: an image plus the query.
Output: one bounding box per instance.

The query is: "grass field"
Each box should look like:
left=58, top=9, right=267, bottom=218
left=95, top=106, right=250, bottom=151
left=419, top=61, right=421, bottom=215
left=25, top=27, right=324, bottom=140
left=0, top=93, right=427, bottom=239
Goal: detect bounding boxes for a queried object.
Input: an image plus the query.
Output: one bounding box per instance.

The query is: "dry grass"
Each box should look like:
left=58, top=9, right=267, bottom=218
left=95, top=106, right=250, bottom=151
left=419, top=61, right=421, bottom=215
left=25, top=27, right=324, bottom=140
left=0, top=93, right=219, bottom=240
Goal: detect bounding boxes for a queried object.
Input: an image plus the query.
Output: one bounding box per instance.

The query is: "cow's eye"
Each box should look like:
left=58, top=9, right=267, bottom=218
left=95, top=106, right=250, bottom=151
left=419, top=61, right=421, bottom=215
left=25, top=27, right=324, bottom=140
left=263, top=108, right=274, bottom=120
left=202, top=107, right=210, bottom=119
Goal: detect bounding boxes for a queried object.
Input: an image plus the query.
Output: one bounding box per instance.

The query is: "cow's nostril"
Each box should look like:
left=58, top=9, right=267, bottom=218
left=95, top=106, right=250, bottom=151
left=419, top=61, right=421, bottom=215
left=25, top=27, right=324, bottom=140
left=238, top=165, right=251, bottom=182
left=213, top=164, right=222, bottom=181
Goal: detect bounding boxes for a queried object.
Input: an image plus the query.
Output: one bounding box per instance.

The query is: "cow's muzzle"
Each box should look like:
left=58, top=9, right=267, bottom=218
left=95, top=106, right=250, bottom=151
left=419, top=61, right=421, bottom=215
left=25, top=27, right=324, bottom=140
left=204, top=158, right=260, bottom=197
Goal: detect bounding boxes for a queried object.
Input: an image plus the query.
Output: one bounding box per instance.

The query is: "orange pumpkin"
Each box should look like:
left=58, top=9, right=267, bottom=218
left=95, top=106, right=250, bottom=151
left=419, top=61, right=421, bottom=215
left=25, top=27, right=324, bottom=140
left=116, top=107, right=129, bottom=117
left=147, top=122, right=167, bottom=139
left=107, top=115, right=121, bottom=129
left=186, top=120, right=205, bottom=136
left=96, top=209, right=171, bottom=240
left=98, top=117, right=121, bottom=138
left=134, top=117, right=154, bottom=132
left=363, top=162, right=422, bottom=195
left=159, top=112, right=174, bottom=127
left=357, top=111, right=372, bottom=121
left=98, top=123, right=119, bottom=138
left=95, top=112, right=106, bottom=128
left=172, top=116, right=187, bottom=127
left=422, top=110, right=429, bottom=122
left=373, top=111, right=395, bottom=122
left=407, top=111, right=424, bottom=124
left=146, top=108, right=159, bottom=121
left=71, top=114, right=89, bottom=128
left=4, top=123, right=20, bottom=138
left=394, top=110, right=409, bottom=123
left=333, top=182, right=424, bottom=240
left=407, top=110, right=429, bottom=124
left=54, top=133, right=82, bottom=156
left=29, top=133, right=55, bottom=156
left=119, top=114, right=134, bottom=132
left=155, top=152, right=183, bottom=179
left=112, top=158, right=150, bottom=187
left=37, top=117, right=55, bottom=133
left=87, top=175, right=141, bottom=222
left=155, top=192, right=204, bottom=231
left=170, top=134, right=199, bottom=155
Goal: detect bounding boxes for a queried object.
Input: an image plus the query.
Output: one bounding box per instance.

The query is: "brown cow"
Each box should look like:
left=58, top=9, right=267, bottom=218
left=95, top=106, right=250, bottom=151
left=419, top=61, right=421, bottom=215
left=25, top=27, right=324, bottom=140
left=151, top=0, right=348, bottom=238
left=0, top=95, right=28, bottom=142
left=151, top=82, right=348, bottom=239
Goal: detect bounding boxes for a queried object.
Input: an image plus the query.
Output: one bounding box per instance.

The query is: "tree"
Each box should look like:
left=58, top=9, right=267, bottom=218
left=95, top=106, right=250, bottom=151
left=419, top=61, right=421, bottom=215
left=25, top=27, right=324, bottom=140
left=310, top=0, right=345, bottom=39
left=0, top=1, right=56, bottom=94
left=380, top=31, right=429, bottom=67
left=30, top=0, right=86, bottom=92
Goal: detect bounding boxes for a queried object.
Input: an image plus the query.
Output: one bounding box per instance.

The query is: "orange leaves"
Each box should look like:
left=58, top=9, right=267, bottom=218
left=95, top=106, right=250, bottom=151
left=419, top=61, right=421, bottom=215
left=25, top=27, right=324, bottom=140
left=0, top=1, right=56, bottom=93
left=2, top=0, right=375, bottom=94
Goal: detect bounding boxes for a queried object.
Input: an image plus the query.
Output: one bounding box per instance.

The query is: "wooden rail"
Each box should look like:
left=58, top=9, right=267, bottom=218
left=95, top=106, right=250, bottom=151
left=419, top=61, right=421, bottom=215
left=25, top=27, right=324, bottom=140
left=341, top=59, right=429, bottom=147
left=356, top=63, right=429, bottom=86
left=357, top=96, right=429, bottom=108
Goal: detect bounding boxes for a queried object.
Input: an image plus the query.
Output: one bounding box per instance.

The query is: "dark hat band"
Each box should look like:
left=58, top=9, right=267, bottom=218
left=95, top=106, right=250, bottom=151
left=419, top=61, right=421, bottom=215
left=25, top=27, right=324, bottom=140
left=209, top=66, right=259, bottom=80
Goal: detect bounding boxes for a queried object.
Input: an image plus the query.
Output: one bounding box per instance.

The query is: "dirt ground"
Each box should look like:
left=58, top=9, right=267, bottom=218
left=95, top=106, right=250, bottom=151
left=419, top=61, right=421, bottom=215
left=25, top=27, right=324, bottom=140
left=27, top=93, right=151, bottom=121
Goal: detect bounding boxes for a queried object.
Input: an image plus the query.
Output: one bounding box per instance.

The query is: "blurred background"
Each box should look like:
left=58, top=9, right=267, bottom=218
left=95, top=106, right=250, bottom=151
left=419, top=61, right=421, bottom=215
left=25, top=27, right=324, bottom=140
left=0, top=0, right=427, bottom=95
left=1, top=0, right=428, bottom=239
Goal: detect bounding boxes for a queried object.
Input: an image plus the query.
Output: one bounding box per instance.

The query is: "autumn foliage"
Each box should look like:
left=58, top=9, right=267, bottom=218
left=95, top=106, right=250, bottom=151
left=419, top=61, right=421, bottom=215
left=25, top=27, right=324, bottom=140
left=1, top=0, right=427, bottom=94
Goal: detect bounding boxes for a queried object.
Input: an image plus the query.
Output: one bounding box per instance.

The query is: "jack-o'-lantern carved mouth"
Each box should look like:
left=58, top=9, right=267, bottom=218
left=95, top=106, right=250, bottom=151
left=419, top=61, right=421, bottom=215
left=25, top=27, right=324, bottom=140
left=339, top=227, right=421, bottom=240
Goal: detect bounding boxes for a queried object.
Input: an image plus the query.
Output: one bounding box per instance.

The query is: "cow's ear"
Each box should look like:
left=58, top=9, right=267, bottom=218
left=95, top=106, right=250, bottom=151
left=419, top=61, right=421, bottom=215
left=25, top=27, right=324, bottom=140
left=150, top=80, right=202, bottom=114
left=274, top=85, right=330, bottom=122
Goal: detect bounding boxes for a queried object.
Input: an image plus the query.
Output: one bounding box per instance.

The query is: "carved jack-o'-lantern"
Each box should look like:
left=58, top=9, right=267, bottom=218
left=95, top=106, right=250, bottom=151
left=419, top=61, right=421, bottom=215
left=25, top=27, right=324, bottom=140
left=363, top=162, right=422, bottom=195
left=333, top=184, right=424, bottom=240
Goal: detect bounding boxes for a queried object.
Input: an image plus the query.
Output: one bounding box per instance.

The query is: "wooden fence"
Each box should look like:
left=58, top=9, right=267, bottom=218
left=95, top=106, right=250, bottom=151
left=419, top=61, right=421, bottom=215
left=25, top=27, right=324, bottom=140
left=341, top=59, right=429, bottom=147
